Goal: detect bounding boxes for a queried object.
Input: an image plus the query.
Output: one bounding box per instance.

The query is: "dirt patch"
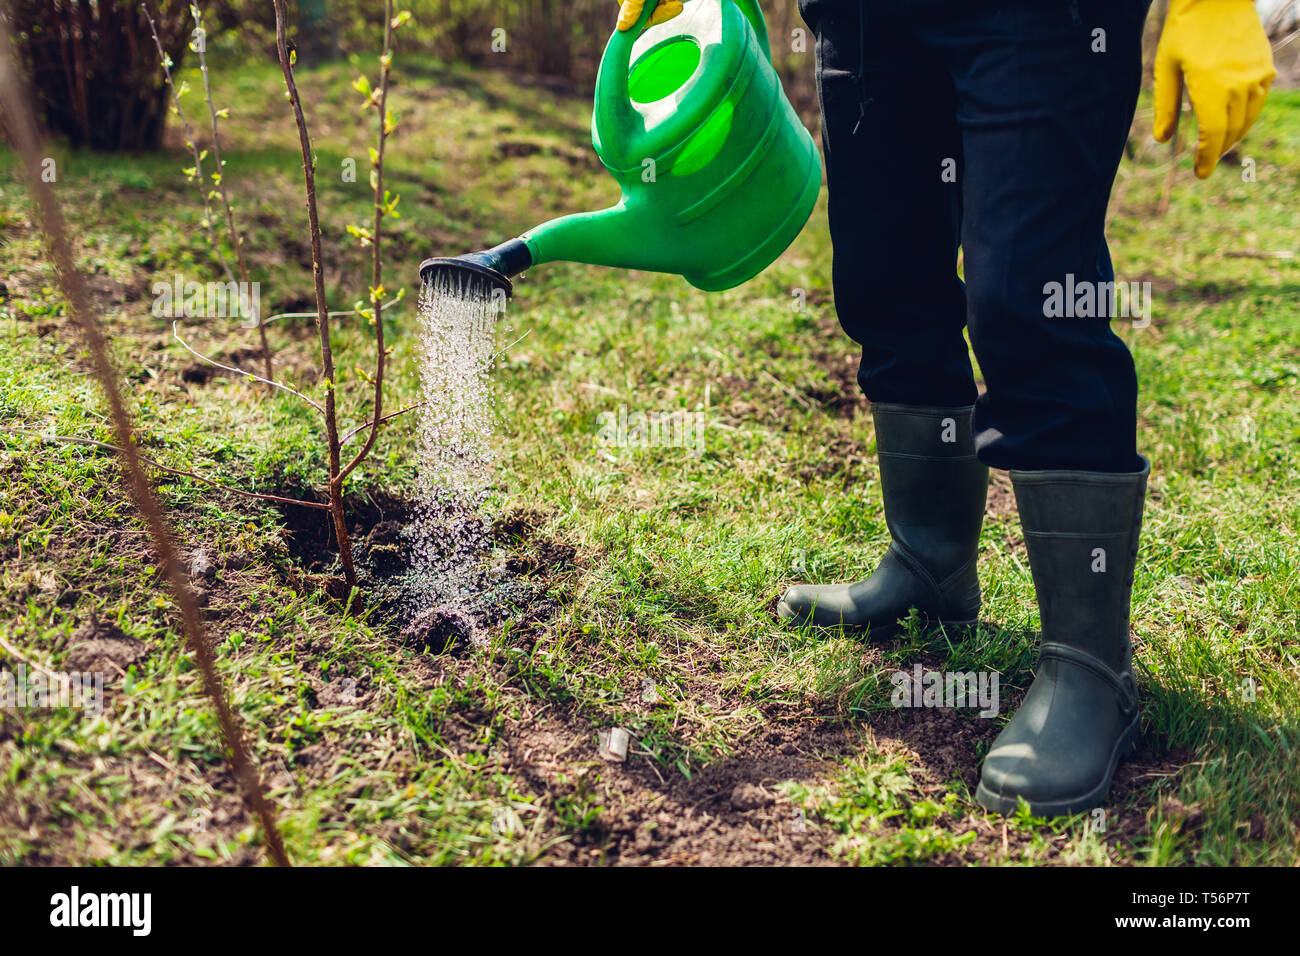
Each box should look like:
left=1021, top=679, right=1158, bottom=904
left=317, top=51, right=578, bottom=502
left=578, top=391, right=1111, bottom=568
left=493, top=682, right=1192, bottom=866
left=873, top=700, right=998, bottom=795
left=272, top=490, right=572, bottom=651
left=84, top=273, right=147, bottom=309
left=503, top=704, right=861, bottom=866
left=985, top=470, right=1026, bottom=555
left=803, top=350, right=868, bottom=417
left=986, top=470, right=1018, bottom=522
left=719, top=305, right=867, bottom=421
left=179, top=363, right=213, bottom=384
left=798, top=436, right=868, bottom=484
left=870, top=702, right=1191, bottom=864
left=496, top=140, right=543, bottom=159
left=181, top=347, right=269, bottom=385
left=65, top=619, right=148, bottom=675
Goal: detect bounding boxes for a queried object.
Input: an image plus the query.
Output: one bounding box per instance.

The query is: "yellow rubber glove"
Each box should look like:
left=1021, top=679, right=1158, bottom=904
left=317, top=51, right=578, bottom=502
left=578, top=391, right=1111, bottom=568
left=1153, top=0, right=1276, bottom=178
left=617, top=0, right=685, bottom=32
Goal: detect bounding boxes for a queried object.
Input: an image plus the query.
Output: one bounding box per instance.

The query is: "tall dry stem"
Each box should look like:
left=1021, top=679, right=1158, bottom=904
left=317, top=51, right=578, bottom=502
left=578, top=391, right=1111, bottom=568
left=0, top=12, right=289, bottom=867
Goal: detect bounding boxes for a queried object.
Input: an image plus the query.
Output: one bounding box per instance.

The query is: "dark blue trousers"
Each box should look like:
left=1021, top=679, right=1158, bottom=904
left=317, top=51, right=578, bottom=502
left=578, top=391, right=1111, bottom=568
left=798, top=0, right=1150, bottom=472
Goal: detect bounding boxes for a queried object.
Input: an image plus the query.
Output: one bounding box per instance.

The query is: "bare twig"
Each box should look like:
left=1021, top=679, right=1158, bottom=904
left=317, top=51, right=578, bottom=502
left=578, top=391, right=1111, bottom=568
left=0, top=427, right=332, bottom=511
left=191, top=2, right=273, bottom=382
left=0, top=20, right=290, bottom=866
left=258, top=297, right=401, bottom=327
left=340, top=401, right=425, bottom=446
left=340, top=0, right=397, bottom=485
left=0, top=634, right=71, bottom=696
left=140, top=0, right=232, bottom=283
left=1222, top=250, right=1295, bottom=260
left=172, top=320, right=323, bottom=412
left=759, top=369, right=819, bottom=409
left=271, top=0, right=356, bottom=589
left=492, top=327, right=533, bottom=363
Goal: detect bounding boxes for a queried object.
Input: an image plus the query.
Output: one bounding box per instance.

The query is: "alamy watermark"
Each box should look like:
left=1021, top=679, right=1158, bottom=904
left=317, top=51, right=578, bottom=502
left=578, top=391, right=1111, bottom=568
left=1042, top=274, right=1152, bottom=328
left=49, top=886, right=150, bottom=936
left=1, top=665, right=103, bottom=717
left=152, top=274, right=261, bottom=329
left=596, top=404, right=706, bottom=457
left=890, top=664, right=1000, bottom=717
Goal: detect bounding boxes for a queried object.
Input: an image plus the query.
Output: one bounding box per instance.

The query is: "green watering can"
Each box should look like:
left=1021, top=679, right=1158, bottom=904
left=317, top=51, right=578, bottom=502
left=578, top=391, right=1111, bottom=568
left=420, top=0, right=821, bottom=296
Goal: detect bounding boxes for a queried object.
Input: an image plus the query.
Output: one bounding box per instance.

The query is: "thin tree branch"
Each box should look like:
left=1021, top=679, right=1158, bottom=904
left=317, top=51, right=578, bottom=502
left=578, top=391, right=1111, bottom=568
left=191, top=3, right=273, bottom=381
left=257, top=297, right=401, bottom=327
left=271, top=0, right=356, bottom=589
left=340, top=401, right=424, bottom=446
left=340, top=0, right=395, bottom=485
left=140, top=0, right=233, bottom=284
left=172, top=320, right=323, bottom=412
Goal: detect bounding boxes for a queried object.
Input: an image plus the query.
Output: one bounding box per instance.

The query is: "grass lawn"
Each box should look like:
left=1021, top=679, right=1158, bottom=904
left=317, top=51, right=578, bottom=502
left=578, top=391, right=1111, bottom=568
left=1, top=43, right=1297, bottom=866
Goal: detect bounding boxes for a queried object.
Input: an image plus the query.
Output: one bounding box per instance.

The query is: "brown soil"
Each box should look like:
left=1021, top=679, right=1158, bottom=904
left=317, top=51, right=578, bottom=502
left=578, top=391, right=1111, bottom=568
left=272, top=490, right=571, bottom=652
left=986, top=470, right=1019, bottom=522
left=803, top=351, right=868, bottom=417
left=985, top=470, right=1027, bottom=557
left=483, top=677, right=1193, bottom=866
left=180, top=346, right=270, bottom=385
left=65, top=619, right=148, bottom=675
left=850, top=651, right=1192, bottom=865
left=501, top=703, right=861, bottom=866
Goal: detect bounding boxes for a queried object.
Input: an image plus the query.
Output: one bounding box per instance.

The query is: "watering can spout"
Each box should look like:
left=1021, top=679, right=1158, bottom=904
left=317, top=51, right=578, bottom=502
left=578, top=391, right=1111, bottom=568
left=418, top=238, right=533, bottom=298
left=521, top=205, right=646, bottom=273
left=416, top=207, right=649, bottom=297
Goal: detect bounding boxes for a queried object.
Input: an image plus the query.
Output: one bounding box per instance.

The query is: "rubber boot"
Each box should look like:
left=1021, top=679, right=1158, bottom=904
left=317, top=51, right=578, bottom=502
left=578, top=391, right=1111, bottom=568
left=777, top=403, right=988, bottom=638
left=976, top=457, right=1150, bottom=817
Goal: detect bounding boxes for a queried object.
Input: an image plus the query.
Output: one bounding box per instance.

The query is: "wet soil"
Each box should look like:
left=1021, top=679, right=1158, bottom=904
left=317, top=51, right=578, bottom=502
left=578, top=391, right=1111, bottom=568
left=272, top=490, right=573, bottom=653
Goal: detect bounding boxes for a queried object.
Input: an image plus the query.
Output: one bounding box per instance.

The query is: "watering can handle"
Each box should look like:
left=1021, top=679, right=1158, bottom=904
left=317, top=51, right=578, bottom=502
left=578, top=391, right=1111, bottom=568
left=598, top=1, right=772, bottom=145
left=731, top=0, right=772, bottom=61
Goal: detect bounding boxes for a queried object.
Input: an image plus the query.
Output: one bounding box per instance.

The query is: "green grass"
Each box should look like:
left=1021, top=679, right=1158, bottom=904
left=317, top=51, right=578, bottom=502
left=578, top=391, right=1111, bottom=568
left=0, top=48, right=1297, bottom=866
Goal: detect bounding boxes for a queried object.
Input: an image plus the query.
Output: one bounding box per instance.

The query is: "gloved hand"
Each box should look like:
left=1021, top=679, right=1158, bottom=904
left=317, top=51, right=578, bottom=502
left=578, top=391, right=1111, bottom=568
left=1153, top=0, right=1277, bottom=178
left=617, top=0, right=685, bottom=32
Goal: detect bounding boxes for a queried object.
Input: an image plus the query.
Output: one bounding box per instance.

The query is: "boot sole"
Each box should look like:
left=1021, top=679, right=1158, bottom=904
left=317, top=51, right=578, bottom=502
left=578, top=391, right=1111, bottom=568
left=776, top=600, right=977, bottom=641
left=974, top=713, right=1140, bottom=817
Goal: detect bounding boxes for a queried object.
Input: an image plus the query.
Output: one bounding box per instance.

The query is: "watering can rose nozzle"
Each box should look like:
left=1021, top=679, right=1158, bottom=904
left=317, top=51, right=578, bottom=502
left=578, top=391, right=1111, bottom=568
left=418, top=237, right=533, bottom=298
